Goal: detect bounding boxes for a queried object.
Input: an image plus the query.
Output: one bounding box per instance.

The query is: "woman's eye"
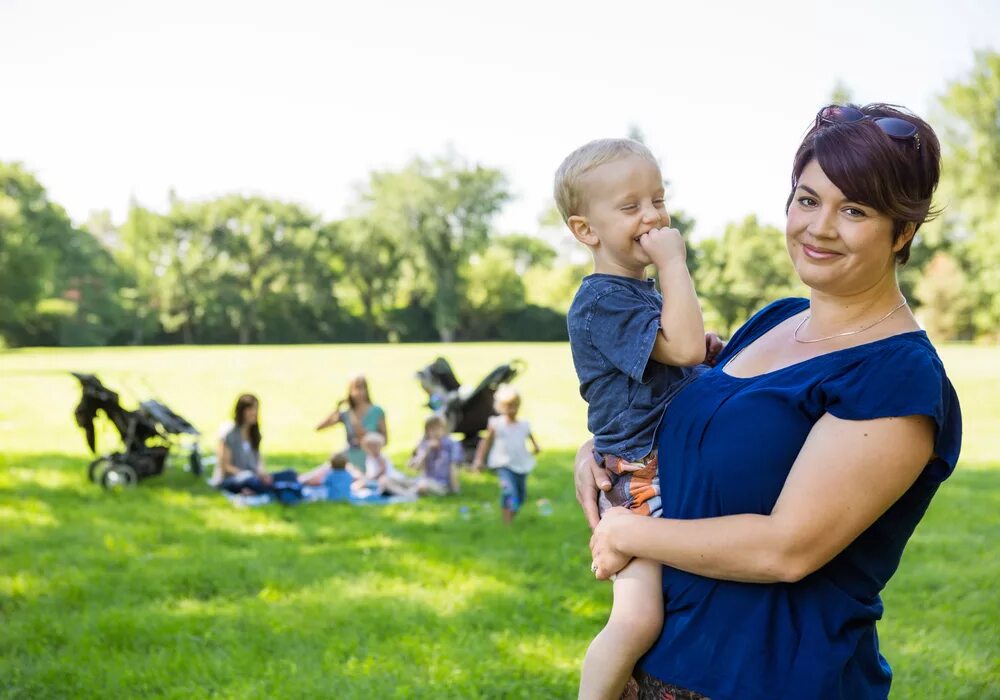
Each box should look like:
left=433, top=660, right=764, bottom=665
left=844, top=207, right=866, bottom=217
left=797, top=197, right=817, bottom=207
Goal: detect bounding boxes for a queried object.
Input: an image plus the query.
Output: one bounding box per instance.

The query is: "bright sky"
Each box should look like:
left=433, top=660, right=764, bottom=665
left=2, top=0, right=998, bottom=246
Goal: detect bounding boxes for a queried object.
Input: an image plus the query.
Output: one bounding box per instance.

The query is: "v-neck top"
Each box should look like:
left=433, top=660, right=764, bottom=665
left=638, top=297, right=962, bottom=700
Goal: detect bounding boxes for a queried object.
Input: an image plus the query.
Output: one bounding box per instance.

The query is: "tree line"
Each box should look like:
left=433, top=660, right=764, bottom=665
left=2, top=52, right=998, bottom=347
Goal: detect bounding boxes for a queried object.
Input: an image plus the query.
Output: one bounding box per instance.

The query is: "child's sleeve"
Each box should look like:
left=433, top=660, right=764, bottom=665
left=590, top=287, right=661, bottom=382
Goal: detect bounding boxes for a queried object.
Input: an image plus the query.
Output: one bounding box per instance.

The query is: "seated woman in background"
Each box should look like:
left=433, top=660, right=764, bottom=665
left=315, top=374, right=387, bottom=470
left=212, top=393, right=299, bottom=494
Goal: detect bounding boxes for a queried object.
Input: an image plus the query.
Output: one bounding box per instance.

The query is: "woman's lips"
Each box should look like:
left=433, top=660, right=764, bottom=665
left=802, top=243, right=842, bottom=260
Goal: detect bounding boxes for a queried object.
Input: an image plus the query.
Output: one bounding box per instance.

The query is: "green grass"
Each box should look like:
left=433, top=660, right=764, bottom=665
left=1, top=343, right=998, bottom=698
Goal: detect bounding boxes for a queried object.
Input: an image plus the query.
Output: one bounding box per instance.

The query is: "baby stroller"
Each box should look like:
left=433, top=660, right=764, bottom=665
left=72, top=372, right=203, bottom=489
left=416, top=357, right=526, bottom=462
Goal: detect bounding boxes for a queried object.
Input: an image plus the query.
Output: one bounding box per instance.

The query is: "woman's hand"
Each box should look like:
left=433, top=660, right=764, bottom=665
left=590, top=506, right=635, bottom=579
left=574, top=439, right=610, bottom=531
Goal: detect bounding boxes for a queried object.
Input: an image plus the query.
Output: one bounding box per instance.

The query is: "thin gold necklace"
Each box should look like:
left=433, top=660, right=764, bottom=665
left=793, top=297, right=909, bottom=344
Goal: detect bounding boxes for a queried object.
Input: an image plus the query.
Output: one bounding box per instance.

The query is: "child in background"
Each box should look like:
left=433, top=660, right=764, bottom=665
left=472, top=386, right=541, bottom=524
left=356, top=432, right=413, bottom=497
left=556, top=138, right=710, bottom=699
left=409, top=414, right=463, bottom=495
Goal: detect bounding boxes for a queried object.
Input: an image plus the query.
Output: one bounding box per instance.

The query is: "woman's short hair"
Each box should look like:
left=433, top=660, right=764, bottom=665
left=553, top=138, right=659, bottom=222
left=787, top=103, right=941, bottom=264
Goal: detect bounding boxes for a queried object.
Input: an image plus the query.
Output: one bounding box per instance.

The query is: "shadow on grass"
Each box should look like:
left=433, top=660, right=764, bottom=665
left=2, top=453, right=997, bottom=698
left=0, top=450, right=598, bottom=698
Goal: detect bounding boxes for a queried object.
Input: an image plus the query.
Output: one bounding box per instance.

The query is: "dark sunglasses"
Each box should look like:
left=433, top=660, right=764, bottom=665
left=817, top=106, right=921, bottom=151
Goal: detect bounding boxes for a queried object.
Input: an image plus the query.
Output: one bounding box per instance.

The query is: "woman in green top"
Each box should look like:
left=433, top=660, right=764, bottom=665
left=316, top=374, right=388, bottom=469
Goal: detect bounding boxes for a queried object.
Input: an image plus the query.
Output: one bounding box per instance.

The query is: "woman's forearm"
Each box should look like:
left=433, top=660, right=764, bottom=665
left=618, top=512, right=798, bottom=583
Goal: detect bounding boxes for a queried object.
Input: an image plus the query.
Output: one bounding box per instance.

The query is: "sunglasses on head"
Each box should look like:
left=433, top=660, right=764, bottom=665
left=817, top=106, right=921, bottom=151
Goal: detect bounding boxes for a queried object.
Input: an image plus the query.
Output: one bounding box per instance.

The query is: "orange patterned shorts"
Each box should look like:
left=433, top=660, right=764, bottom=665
left=597, top=450, right=660, bottom=518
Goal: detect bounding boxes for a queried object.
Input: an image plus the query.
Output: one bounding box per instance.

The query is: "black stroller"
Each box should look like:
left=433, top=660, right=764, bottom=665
left=72, top=372, right=203, bottom=489
left=416, top=357, right=526, bottom=462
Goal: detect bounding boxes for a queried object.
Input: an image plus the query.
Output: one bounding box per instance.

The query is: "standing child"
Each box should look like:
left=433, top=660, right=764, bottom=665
left=556, top=138, right=713, bottom=700
left=472, top=386, right=541, bottom=524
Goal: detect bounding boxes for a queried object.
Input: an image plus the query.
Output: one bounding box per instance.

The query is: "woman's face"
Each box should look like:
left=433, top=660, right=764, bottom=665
left=242, top=402, right=259, bottom=426
left=786, top=159, right=907, bottom=297
left=350, top=377, right=369, bottom=403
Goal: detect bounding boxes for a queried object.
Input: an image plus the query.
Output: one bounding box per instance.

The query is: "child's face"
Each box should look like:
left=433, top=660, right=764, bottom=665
left=427, top=425, right=446, bottom=443
left=496, top=400, right=519, bottom=418
left=572, top=155, right=668, bottom=278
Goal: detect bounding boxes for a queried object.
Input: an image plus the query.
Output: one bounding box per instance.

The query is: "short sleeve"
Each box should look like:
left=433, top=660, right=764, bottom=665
left=217, top=421, right=235, bottom=442
left=821, top=339, right=962, bottom=482
left=590, top=288, right=661, bottom=382
left=449, top=440, right=464, bottom=463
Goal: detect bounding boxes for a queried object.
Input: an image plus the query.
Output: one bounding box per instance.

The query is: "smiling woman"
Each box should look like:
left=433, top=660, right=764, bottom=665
left=577, top=104, right=962, bottom=700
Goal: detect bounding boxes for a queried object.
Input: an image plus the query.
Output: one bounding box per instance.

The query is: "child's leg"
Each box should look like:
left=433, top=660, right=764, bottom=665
left=578, top=558, right=663, bottom=700
left=497, top=468, right=518, bottom=523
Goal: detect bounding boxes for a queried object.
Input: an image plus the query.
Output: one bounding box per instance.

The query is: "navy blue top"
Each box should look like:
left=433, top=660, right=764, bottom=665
left=639, top=298, right=962, bottom=700
left=567, top=274, right=695, bottom=461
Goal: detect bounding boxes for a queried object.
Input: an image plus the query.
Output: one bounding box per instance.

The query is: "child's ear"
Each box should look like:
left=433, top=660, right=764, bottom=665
left=568, top=215, right=599, bottom=248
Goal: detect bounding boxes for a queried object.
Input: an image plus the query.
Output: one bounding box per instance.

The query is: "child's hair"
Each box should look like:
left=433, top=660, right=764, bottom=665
left=361, top=431, right=386, bottom=449
left=493, top=385, right=521, bottom=412
left=424, top=414, right=447, bottom=433
left=553, top=138, right=659, bottom=223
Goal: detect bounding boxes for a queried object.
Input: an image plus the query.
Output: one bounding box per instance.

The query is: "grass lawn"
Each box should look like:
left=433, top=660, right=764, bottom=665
left=1, top=342, right=998, bottom=698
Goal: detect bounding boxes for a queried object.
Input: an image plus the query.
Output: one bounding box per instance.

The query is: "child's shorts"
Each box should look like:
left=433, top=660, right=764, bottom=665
left=596, top=450, right=660, bottom=518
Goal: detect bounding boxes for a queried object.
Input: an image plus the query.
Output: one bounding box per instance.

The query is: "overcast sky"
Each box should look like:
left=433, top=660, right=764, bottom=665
left=2, top=0, right=998, bottom=245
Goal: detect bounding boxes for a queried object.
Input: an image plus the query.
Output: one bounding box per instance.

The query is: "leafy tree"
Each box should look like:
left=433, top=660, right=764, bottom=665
left=0, top=162, right=127, bottom=346
left=694, top=215, right=805, bottom=336
left=934, top=50, right=1000, bottom=339
left=0, top=166, right=49, bottom=341
left=359, top=155, right=509, bottom=341
left=333, top=217, right=406, bottom=340
left=914, top=252, right=973, bottom=341
left=495, top=234, right=556, bottom=274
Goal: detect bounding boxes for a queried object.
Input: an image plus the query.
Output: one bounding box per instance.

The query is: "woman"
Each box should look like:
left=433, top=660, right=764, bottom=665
left=315, top=374, right=388, bottom=469
left=578, top=104, right=962, bottom=699
left=213, top=393, right=299, bottom=494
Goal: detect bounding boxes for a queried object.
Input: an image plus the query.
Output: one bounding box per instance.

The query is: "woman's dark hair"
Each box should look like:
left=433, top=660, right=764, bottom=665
left=234, top=393, right=262, bottom=453
left=786, top=103, right=941, bottom=264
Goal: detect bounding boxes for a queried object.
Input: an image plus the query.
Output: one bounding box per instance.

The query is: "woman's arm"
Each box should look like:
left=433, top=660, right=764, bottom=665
left=217, top=440, right=245, bottom=477
left=316, top=411, right=342, bottom=431
left=377, top=415, right=388, bottom=445
left=591, top=412, right=935, bottom=582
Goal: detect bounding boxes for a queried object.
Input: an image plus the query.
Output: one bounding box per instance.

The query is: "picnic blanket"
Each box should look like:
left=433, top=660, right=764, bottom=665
left=217, top=470, right=417, bottom=507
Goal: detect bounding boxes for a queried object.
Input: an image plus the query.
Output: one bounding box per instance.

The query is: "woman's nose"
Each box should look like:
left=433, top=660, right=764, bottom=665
left=807, top=207, right=838, bottom=238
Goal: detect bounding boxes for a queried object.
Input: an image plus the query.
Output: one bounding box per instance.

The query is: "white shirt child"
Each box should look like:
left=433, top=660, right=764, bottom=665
left=486, top=416, right=536, bottom=474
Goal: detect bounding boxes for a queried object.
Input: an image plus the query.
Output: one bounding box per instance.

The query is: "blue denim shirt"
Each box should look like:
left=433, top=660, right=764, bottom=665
left=567, top=274, right=695, bottom=461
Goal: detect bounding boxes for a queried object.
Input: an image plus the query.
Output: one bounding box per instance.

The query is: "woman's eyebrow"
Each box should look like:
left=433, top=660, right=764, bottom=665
left=797, top=184, right=820, bottom=197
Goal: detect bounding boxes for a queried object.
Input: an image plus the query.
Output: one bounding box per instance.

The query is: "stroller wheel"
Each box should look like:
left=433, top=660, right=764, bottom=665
left=101, top=462, right=139, bottom=490
left=88, top=456, right=113, bottom=483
